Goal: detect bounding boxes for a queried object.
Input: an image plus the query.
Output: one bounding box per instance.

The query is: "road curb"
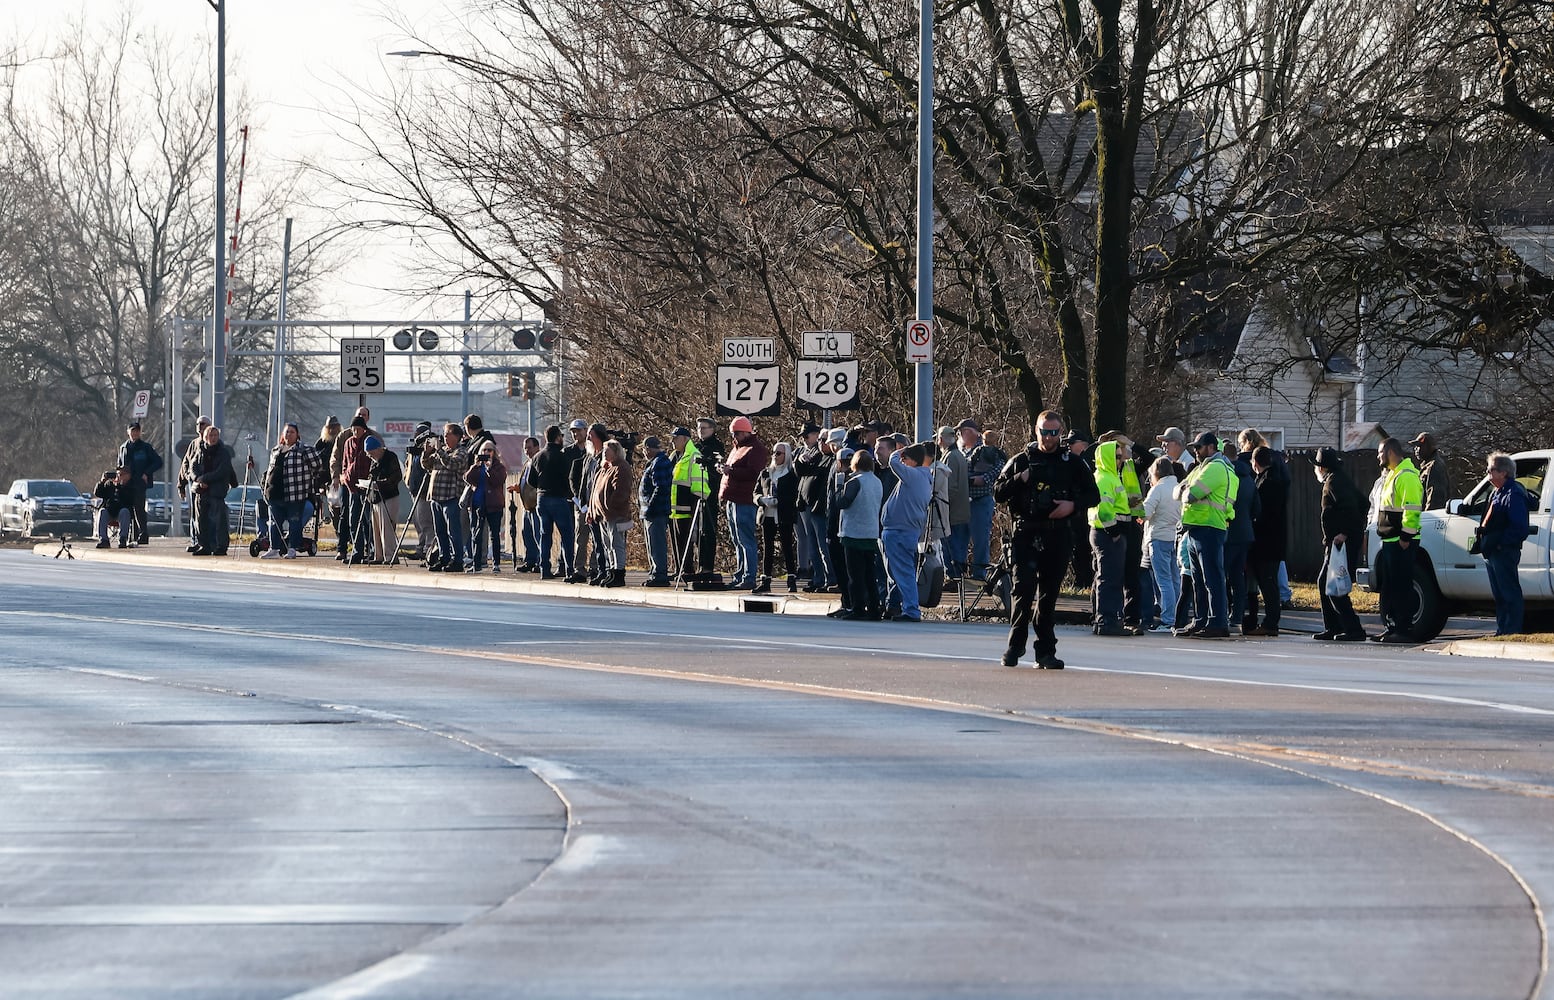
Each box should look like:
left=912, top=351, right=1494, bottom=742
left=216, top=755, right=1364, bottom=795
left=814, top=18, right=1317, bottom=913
left=1435, top=639, right=1554, bottom=662
left=33, top=542, right=842, bottom=617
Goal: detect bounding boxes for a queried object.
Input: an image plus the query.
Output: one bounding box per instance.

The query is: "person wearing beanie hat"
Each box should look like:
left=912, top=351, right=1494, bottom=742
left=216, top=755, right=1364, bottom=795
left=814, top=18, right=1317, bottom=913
left=719, top=414, right=769, bottom=589
left=364, top=432, right=403, bottom=565
left=333, top=414, right=374, bottom=564
left=1314, top=445, right=1368, bottom=641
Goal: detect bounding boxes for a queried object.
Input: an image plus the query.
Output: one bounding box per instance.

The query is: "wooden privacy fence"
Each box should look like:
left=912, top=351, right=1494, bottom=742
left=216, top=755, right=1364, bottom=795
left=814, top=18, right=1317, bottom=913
left=1283, top=449, right=1382, bottom=582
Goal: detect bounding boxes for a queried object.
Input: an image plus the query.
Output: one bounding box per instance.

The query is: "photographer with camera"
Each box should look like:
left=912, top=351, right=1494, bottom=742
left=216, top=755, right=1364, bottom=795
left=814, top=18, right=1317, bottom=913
left=463, top=440, right=507, bottom=573
left=403, top=421, right=437, bottom=564
left=694, top=418, right=726, bottom=578
left=363, top=436, right=403, bottom=565
left=423, top=422, right=473, bottom=573
left=93, top=468, right=132, bottom=549
left=994, top=410, right=1098, bottom=668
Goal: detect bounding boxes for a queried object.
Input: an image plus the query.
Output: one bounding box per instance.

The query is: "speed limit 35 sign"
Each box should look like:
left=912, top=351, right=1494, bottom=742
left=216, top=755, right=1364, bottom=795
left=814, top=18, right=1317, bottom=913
left=339, top=338, right=386, bottom=394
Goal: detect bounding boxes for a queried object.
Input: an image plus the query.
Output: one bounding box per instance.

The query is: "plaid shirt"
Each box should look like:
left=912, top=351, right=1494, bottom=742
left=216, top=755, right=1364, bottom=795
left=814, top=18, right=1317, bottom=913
left=424, top=442, right=472, bottom=502
left=271, top=443, right=323, bottom=503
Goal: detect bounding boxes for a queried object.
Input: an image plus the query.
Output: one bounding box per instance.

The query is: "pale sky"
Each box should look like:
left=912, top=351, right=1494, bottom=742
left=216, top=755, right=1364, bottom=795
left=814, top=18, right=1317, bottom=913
left=1, top=0, right=489, bottom=323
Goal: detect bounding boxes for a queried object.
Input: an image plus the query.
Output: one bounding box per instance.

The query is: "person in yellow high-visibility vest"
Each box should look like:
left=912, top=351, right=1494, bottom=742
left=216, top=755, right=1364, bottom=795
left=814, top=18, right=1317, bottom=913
left=1374, top=437, right=1425, bottom=643
left=1116, top=437, right=1149, bottom=629
left=1088, top=440, right=1131, bottom=637
left=1174, top=431, right=1239, bottom=638
left=669, top=427, right=710, bottom=582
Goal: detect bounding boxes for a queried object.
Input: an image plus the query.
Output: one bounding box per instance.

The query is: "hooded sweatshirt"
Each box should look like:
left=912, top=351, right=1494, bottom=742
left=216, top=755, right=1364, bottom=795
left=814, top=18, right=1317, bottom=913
left=882, top=449, right=933, bottom=534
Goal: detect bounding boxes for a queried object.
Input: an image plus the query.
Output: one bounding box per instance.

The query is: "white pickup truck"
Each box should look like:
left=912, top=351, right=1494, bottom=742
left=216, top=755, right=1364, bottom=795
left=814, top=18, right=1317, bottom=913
left=1360, top=450, right=1548, bottom=640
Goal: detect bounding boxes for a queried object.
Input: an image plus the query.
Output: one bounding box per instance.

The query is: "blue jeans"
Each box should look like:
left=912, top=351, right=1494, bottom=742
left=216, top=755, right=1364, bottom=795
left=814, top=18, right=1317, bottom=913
left=432, top=498, right=464, bottom=568
left=967, top=494, right=995, bottom=578
left=1186, top=526, right=1228, bottom=629
left=472, top=509, right=502, bottom=568
left=95, top=506, right=131, bottom=544
left=945, top=521, right=970, bottom=577
left=538, top=495, right=574, bottom=576
left=522, top=510, right=541, bottom=566
left=882, top=527, right=921, bottom=619
left=1150, top=539, right=1180, bottom=628
left=1278, top=561, right=1292, bottom=603
left=269, top=499, right=307, bottom=553
left=1485, top=547, right=1524, bottom=635
left=797, top=510, right=832, bottom=584
left=645, top=515, right=669, bottom=581
left=726, top=502, right=759, bottom=586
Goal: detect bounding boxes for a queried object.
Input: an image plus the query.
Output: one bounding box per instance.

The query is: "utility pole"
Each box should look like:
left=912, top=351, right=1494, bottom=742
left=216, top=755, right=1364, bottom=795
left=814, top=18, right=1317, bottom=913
left=210, top=0, right=227, bottom=429
left=913, top=0, right=935, bottom=444
left=460, top=289, right=472, bottom=418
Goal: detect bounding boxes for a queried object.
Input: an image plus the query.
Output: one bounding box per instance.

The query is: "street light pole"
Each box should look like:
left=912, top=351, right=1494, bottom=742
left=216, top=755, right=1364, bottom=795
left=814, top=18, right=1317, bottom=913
left=913, top=0, right=935, bottom=444
left=210, top=0, right=227, bottom=430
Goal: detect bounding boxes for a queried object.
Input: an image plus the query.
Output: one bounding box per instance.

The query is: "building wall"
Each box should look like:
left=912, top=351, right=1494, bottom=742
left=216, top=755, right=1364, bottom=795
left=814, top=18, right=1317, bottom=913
left=1185, top=307, right=1351, bottom=450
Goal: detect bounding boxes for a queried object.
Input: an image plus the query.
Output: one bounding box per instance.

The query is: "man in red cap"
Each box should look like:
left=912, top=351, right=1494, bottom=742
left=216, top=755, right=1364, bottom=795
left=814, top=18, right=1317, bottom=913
left=719, top=416, right=769, bottom=589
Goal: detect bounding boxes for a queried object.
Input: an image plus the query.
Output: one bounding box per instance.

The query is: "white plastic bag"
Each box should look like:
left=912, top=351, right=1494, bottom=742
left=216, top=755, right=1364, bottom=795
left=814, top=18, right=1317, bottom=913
left=1325, top=542, right=1353, bottom=598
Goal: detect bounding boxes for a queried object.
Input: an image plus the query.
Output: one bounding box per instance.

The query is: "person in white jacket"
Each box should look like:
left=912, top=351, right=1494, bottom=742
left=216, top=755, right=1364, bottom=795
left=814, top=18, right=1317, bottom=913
left=1142, top=456, right=1182, bottom=630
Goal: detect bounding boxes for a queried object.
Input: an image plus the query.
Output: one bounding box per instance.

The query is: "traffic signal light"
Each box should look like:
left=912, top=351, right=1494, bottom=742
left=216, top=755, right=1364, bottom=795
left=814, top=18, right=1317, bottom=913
left=538, top=324, right=557, bottom=350
left=522, top=373, right=535, bottom=400
left=506, top=373, right=521, bottom=397
left=512, top=326, right=537, bottom=350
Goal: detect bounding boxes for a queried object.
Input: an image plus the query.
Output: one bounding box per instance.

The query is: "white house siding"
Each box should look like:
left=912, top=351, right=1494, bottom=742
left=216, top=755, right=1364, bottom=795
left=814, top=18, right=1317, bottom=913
left=1184, top=307, right=1350, bottom=450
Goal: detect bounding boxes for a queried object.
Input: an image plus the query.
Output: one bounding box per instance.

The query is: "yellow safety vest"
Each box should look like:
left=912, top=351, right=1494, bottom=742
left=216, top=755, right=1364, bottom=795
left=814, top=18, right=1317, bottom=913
left=1121, top=457, right=1146, bottom=518
left=1180, top=454, right=1237, bottom=531
left=671, top=441, right=710, bottom=519
left=1378, top=458, right=1423, bottom=542
left=1088, top=441, right=1128, bottom=530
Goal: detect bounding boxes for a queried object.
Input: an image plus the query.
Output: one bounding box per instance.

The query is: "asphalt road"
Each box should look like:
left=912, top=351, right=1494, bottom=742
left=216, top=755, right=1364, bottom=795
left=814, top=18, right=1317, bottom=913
left=2, top=551, right=1551, bottom=999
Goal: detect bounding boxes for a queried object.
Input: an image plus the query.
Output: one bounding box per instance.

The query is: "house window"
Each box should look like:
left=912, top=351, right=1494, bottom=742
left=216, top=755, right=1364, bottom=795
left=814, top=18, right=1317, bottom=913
left=1217, top=428, right=1285, bottom=451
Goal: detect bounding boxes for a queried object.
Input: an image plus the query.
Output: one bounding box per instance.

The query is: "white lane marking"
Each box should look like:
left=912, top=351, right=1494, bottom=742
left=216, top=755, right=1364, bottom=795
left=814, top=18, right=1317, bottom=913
left=0, top=905, right=484, bottom=926
left=1069, top=665, right=1554, bottom=716
left=286, top=954, right=436, bottom=1000
left=10, top=609, right=1554, bottom=719
left=319, top=703, right=407, bottom=722
left=547, top=833, right=618, bottom=874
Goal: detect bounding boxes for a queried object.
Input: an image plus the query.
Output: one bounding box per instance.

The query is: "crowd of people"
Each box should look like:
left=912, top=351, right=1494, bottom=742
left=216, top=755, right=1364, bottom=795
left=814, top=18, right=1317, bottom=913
left=129, top=403, right=1534, bottom=660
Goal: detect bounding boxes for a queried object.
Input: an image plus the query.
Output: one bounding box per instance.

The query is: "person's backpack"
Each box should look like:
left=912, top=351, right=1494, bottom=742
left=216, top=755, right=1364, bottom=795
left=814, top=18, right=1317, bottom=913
left=917, top=509, right=945, bottom=609
left=263, top=454, right=285, bottom=504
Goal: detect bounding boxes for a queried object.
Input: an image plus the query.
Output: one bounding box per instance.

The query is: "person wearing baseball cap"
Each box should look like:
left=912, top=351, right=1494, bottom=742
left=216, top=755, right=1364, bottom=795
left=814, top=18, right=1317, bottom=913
left=692, top=418, right=727, bottom=578
left=638, top=434, right=673, bottom=586
left=1156, top=426, right=1192, bottom=479
left=1408, top=433, right=1450, bottom=511
left=1173, top=431, right=1238, bottom=638
left=117, top=418, right=163, bottom=545
left=934, top=425, right=971, bottom=578
left=668, top=426, right=709, bottom=583
left=719, top=416, right=769, bottom=589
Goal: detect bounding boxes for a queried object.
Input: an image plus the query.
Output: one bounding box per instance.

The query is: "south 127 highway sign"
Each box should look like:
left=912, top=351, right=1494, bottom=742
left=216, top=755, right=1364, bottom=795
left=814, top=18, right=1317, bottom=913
left=715, top=364, right=781, bottom=417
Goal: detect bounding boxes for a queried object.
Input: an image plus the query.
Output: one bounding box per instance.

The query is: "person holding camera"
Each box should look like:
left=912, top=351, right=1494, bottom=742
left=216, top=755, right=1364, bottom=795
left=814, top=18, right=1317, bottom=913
left=93, top=468, right=132, bottom=549
left=423, top=423, right=473, bottom=573
left=463, top=441, right=507, bottom=573
left=994, top=410, right=1098, bottom=668
left=363, top=436, right=403, bottom=565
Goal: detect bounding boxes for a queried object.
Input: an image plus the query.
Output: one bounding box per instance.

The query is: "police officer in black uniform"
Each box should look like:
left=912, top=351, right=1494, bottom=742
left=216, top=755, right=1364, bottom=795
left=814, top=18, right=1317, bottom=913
left=995, top=410, right=1100, bottom=669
